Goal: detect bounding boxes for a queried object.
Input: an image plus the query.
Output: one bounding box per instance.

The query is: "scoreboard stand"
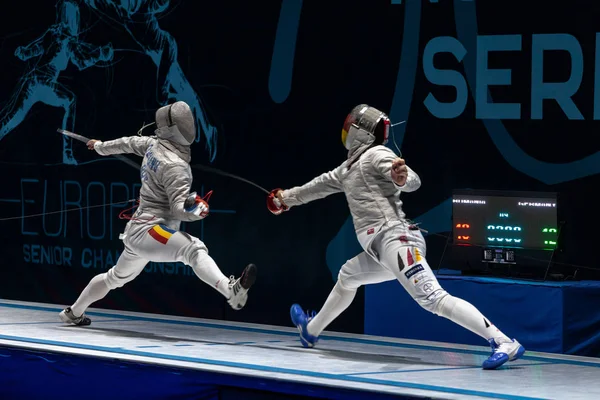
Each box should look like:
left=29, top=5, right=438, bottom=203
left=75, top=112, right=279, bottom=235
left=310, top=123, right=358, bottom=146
left=449, top=189, right=562, bottom=281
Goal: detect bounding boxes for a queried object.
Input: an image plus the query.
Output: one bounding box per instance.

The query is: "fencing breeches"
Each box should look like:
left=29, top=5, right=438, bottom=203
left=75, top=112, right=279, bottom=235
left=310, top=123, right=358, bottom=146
left=308, top=224, right=512, bottom=344
left=71, top=219, right=230, bottom=317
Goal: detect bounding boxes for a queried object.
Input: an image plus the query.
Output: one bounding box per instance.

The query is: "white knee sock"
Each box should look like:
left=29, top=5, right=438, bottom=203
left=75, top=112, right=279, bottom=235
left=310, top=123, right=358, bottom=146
left=307, top=281, right=357, bottom=337
left=437, top=295, right=511, bottom=344
left=71, top=273, right=110, bottom=317
left=190, top=250, right=231, bottom=298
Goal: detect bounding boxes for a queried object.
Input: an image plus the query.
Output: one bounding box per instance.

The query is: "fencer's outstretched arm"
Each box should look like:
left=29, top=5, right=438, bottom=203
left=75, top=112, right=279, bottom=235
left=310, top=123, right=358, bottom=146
left=280, top=166, right=344, bottom=208
left=372, top=148, right=421, bottom=192
left=161, top=164, right=204, bottom=222
left=14, top=32, right=49, bottom=61
left=93, top=136, right=155, bottom=157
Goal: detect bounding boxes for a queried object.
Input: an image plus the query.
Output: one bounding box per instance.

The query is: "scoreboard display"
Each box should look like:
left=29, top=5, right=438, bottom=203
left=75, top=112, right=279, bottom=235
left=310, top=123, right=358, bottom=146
left=452, top=190, right=558, bottom=251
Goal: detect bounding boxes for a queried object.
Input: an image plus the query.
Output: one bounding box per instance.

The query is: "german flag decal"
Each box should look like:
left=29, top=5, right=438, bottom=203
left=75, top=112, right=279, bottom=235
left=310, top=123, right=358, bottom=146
left=148, top=224, right=176, bottom=244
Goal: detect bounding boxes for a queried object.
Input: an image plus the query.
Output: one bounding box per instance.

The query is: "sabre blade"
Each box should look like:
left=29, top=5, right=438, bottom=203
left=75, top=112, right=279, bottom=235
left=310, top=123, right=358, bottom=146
left=57, top=128, right=90, bottom=143
left=58, top=128, right=140, bottom=170
left=57, top=128, right=266, bottom=192
left=192, top=164, right=270, bottom=194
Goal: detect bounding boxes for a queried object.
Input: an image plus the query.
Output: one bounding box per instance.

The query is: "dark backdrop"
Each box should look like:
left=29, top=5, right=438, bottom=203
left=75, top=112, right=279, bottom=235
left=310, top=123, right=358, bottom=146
left=0, top=0, right=598, bottom=333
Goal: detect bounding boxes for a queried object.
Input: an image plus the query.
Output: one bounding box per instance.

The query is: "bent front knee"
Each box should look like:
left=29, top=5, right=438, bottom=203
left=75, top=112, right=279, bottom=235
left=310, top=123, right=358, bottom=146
left=337, top=269, right=364, bottom=291
left=104, top=268, right=138, bottom=290
left=418, top=289, right=450, bottom=316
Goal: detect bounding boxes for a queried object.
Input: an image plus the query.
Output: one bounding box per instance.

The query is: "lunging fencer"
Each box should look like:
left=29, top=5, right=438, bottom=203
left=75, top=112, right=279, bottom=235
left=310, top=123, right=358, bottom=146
left=60, top=101, right=256, bottom=326
left=266, top=104, right=524, bottom=370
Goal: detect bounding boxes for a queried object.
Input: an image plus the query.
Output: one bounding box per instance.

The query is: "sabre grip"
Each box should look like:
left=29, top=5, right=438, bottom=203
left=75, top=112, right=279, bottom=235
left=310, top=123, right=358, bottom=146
left=184, top=192, right=209, bottom=219
left=267, top=189, right=288, bottom=215
left=184, top=194, right=198, bottom=210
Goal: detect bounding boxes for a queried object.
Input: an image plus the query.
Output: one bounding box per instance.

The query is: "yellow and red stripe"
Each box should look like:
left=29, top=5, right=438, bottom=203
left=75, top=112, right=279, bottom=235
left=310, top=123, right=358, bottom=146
left=148, top=224, right=176, bottom=244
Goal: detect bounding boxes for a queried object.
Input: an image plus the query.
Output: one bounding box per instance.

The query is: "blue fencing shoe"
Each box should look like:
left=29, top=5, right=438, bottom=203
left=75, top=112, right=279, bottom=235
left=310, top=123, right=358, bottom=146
left=290, top=304, right=318, bottom=348
left=482, top=338, right=526, bottom=370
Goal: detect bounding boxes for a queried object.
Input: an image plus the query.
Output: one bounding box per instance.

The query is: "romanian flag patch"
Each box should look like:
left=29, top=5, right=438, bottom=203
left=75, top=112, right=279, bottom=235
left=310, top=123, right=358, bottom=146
left=148, top=224, right=176, bottom=244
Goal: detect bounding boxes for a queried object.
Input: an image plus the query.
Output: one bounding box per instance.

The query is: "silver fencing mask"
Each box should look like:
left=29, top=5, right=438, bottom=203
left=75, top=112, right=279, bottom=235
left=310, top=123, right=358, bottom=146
left=155, top=101, right=196, bottom=146
left=341, top=104, right=390, bottom=150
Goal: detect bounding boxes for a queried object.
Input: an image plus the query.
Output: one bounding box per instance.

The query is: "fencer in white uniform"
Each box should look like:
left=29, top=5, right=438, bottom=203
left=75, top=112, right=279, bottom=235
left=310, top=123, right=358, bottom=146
left=266, top=104, right=524, bottom=370
left=60, top=101, right=256, bottom=326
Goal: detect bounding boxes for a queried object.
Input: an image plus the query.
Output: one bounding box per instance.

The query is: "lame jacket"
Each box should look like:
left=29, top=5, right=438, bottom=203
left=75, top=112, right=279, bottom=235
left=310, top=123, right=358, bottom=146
left=94, top=136, right=202, bottom=224
left=281, top=129, right=421, bottom=236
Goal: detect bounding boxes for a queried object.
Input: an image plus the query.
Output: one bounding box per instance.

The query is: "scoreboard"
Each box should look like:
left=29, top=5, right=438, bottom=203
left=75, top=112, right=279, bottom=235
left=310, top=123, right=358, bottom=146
left=452, top=190, right=558, bottom=251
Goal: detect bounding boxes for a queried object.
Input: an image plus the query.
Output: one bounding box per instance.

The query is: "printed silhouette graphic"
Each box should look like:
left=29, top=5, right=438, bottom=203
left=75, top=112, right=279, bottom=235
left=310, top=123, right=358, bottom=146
left=269, top=0, right=302, bottom=104
left=0, top=0, right=113, bottom=165
left=84, top=0, right=218, bottom=161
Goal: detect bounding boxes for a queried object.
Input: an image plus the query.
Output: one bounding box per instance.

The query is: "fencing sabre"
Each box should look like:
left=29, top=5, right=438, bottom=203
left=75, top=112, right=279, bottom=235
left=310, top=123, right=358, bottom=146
left=58, top=129, right=141, bottom=170
left=191, top=164, right=269, bottom=194
left=57, top=129, right=270, bottom=194
left=390, top=120, right=406, bottom=157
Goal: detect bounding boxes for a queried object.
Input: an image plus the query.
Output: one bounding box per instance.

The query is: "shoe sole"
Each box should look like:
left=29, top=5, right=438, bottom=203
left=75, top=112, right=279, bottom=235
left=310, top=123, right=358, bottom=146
left=290, top=304, right=303, bottom=326
left=482, top=353, right=509, bottom=370
left=240, top=263, right=257, bottom=290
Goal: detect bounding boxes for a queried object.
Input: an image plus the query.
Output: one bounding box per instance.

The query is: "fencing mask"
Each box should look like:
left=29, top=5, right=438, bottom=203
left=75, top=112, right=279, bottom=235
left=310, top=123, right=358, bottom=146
left=341, top=104, right=390, bottom=150
left=155, top=101, right=196, bottom=146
